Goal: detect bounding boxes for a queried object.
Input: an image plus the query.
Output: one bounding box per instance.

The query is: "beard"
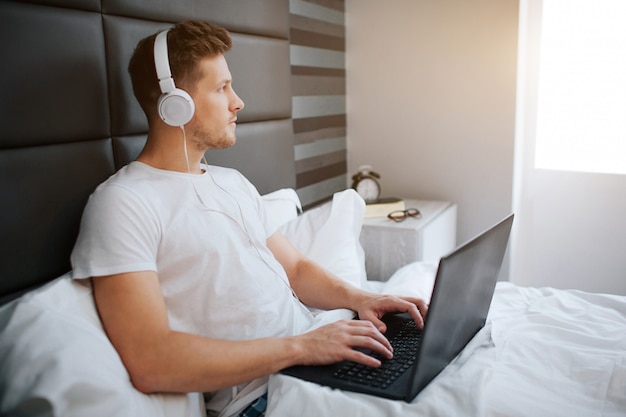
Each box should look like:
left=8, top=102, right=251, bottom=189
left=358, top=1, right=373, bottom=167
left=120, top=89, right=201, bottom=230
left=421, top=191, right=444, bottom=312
left=190, top=124, right=237, bottom=151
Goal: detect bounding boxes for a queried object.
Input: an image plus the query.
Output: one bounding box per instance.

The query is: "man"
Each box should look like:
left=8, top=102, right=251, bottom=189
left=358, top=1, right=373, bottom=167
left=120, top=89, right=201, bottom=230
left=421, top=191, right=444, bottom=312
left=71, top=20, right=427, bottom=416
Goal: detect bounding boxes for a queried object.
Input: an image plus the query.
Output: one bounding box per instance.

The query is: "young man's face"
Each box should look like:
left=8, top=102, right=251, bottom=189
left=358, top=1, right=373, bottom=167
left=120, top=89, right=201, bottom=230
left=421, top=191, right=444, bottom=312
left=187, top=54, right=244, bottom=150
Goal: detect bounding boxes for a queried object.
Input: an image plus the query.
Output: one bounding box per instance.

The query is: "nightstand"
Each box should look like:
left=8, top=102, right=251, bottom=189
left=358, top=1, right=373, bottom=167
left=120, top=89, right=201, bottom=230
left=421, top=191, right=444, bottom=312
left=359, top=199, right=457, bottom=281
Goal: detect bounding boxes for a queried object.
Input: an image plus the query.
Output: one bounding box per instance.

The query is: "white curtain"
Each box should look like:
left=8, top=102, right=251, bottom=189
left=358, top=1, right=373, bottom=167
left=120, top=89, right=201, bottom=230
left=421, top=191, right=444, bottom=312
left=511, top=0, right=626, bottom=295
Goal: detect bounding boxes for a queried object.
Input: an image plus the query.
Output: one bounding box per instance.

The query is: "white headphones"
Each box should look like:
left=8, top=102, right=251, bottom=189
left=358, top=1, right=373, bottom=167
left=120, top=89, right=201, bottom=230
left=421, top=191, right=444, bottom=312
left=153, top=29, right=195, bottom=127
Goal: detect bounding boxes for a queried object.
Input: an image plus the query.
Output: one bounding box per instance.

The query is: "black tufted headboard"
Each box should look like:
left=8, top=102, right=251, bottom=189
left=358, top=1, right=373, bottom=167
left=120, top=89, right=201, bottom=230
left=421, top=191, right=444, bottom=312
left=0, top=0, right=295, bottom=304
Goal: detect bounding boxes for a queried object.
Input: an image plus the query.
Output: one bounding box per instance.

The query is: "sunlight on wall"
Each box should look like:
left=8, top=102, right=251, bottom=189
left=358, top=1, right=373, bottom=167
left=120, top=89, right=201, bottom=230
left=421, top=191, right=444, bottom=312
left=535, top=0, right=626, bottom=175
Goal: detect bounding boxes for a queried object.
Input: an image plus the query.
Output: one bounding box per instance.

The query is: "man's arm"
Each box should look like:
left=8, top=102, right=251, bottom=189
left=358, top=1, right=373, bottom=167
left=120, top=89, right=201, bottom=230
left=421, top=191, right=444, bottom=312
left=92, top=270, right=394, bottom=394
left=267, top=231, right=428, bottom=332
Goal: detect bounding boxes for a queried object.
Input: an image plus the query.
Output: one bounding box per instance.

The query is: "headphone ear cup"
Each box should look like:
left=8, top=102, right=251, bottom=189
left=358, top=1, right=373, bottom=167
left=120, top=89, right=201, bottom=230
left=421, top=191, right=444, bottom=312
left=158, top=88, right=195, bottom=127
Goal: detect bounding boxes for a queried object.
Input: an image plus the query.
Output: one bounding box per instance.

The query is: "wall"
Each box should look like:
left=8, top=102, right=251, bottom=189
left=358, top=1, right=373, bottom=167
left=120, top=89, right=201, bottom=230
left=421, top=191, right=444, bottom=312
left=345, top=0, right=519, bottom=265
left=289, top=0, right=348, bottom=208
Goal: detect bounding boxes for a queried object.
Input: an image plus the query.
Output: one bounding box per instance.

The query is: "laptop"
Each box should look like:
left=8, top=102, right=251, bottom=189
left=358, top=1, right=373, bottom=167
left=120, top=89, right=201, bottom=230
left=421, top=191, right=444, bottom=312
left=280, top=214, right=514, bottom=402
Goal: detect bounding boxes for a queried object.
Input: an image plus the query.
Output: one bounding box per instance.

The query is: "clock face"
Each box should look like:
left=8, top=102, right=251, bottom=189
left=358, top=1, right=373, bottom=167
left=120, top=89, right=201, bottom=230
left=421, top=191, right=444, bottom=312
left=355, top=178, right=380, bottom=203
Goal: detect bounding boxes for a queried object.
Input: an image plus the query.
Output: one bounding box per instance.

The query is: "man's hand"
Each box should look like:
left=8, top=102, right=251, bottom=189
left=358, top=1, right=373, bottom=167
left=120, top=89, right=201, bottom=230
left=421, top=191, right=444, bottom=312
left=355, top=294, right=429, bottom=333
left=291, top=294, right=428, bottom=369
left=294, top=319, right=393, bottom=368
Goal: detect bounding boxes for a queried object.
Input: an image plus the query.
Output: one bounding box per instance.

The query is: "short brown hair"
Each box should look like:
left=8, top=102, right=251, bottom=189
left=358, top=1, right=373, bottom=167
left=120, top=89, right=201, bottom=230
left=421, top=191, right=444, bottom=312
left=128, top=20, right=232, bottom=121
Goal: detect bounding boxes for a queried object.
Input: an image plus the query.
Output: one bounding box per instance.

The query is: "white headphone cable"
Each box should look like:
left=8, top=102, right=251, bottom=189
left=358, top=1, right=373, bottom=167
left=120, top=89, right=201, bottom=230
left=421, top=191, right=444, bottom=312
left=179, top=125, right=300, bottom=300
left=181, top=125, right=192, bottom=174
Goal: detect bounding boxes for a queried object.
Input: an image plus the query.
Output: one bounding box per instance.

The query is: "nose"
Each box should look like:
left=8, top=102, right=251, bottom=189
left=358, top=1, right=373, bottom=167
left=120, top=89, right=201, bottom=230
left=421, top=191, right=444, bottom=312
left=231, top=89, right=244, bottom=112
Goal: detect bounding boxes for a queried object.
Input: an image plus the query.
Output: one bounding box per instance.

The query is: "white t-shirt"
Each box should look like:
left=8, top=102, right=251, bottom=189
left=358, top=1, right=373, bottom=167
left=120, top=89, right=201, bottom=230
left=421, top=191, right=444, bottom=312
left=71, top=161, right=315, bottom=414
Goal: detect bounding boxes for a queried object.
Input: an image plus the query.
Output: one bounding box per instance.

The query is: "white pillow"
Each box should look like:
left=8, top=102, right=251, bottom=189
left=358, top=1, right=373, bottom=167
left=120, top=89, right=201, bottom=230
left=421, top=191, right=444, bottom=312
left=0, top=274, right=202, bottom=417
left=261, top=187, right=302, bottom=233
left=378, top=261, right=437, bottom=303
left=279, top=188, right=367, bottom=290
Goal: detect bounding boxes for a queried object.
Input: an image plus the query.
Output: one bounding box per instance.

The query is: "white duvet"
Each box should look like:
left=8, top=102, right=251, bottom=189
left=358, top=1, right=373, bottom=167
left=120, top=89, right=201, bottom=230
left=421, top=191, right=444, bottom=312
left=267, top=264, right=626, bottom=417
left=2, top=266, right=625, bottom=417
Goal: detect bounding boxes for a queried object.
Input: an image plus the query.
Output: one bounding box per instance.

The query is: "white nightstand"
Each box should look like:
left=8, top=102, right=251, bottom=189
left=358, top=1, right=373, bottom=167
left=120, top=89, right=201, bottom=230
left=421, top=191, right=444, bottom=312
left=359, top=199, right=457, bottom=281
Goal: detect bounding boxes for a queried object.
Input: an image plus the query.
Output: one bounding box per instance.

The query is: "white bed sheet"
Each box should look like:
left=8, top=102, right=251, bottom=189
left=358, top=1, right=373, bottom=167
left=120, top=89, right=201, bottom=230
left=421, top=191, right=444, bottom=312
left=267, top=264, right=626, bottom=417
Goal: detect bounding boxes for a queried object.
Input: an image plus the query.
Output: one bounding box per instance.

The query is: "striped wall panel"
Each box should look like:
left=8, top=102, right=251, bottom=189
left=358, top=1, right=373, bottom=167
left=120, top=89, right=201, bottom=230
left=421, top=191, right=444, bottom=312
left=289, top=0, right=347, bottom=209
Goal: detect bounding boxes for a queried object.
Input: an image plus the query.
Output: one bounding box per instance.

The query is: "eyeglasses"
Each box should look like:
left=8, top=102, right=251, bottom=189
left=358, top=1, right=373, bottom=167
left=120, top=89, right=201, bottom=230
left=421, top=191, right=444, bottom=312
left=387, top=208, right=422, bottom=222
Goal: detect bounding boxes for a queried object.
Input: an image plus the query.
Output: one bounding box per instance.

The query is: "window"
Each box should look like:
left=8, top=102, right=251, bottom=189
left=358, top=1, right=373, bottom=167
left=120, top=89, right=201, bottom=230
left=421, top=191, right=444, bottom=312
left=534, top=0, right=626, bottom=175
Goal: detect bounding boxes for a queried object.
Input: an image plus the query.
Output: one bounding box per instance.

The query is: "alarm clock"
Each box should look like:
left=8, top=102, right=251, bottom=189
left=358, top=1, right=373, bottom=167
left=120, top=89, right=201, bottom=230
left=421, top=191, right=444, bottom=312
left=351, top=165, right=381, bottom=203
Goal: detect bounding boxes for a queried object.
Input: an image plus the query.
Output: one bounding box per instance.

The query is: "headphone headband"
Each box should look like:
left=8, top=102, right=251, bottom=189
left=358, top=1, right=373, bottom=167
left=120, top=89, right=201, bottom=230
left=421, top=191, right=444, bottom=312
left=154, top=30, right=176, bottom=94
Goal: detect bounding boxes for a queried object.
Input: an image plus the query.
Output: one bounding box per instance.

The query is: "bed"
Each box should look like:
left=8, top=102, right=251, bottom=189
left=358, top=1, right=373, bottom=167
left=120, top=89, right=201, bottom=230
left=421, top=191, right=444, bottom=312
left=269, top=262, right=626, bottom=417
left=1, top=1, right=625, bottom=416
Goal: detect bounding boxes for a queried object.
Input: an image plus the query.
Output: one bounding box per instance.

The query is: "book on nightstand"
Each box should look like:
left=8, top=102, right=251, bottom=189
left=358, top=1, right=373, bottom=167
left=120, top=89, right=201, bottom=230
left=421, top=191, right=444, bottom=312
left=364, top=198, right=405, bottom=218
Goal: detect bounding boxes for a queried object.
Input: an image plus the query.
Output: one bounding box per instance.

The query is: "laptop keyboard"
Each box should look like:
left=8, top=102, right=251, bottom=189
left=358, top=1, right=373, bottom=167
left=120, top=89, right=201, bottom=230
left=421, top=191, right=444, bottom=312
left=332, top=318, right=422, bottom=389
